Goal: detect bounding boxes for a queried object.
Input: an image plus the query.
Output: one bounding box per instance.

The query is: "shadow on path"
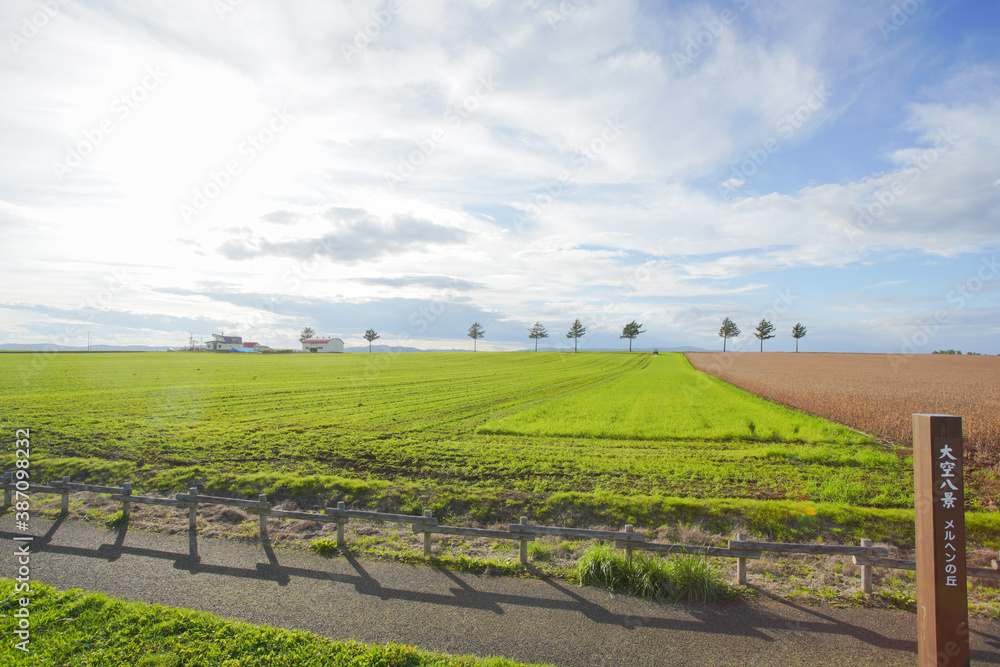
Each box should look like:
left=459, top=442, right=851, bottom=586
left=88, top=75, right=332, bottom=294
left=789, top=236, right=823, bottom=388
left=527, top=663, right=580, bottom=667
left=7, top=521, right=1000, bottom=665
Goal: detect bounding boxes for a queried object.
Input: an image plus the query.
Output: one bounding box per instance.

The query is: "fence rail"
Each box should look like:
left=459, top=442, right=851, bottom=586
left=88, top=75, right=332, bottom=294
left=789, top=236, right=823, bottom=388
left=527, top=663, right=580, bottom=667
left=730, top=540, right=890, bottom=557
left=4, top=475, right=999, bottom=594
left=619, top=541, right=763, bottom=559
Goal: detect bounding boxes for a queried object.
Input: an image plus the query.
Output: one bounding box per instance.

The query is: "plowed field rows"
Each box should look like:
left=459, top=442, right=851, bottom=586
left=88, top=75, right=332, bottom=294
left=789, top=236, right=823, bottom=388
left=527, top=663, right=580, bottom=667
left=0, top=351, right=913, bottom=516
left=685, top=351, right=1000, bottom=506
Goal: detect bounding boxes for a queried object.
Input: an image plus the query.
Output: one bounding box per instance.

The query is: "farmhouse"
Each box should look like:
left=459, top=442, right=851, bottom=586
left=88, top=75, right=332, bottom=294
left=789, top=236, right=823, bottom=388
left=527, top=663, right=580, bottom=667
left=302, top=337, right=345, bottom=353
left=205, top=334, right=242, bottom=351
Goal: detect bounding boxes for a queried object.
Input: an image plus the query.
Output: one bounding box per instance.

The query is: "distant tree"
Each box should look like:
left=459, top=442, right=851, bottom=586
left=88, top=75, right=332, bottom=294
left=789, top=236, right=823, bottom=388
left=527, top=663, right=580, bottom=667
left=527, top=322, right=549, bottom=351
left=363, top=328, right=380, bottom=353
left=620, top=320, right=645, bottom=352
left=754, top=318, right=776, bottom=351
left=791, top=323, right=807, bottom=352
left=299, top=326, right=316, bottom=343
left=566, top=318, right=587, bottom=352
left=467, top=322, right=485, bottom=351
left=718, top=318, right=740, bottom=352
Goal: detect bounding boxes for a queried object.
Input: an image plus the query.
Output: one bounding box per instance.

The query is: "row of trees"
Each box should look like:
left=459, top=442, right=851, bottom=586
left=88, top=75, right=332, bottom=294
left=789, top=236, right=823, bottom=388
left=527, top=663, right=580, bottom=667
left=305, top=318, right=807, bottom=354
left=464, top=319, right=646, bottom=352
left=718, top=318, right=807, bottom=352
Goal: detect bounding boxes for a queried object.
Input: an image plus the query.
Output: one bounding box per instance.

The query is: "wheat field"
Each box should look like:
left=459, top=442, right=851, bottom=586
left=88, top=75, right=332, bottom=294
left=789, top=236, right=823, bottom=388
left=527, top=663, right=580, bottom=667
left=685, top=352, right=1000, bottom=472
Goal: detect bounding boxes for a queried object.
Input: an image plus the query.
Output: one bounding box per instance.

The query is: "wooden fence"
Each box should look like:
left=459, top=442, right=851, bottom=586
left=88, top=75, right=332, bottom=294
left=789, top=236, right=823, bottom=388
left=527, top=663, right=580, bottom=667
left=4, top=473, right=999, bottom=595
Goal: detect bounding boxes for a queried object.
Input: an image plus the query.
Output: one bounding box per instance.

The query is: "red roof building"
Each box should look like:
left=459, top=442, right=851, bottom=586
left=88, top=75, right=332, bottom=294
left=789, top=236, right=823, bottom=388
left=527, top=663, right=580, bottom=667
left=301, top=337, right=345, bottom=353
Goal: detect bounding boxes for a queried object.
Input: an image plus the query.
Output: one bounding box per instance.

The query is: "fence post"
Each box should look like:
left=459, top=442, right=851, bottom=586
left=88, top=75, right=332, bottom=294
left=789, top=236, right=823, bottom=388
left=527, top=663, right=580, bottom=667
left=423, top=510, right=433, bottom=559
left=860, top=538, right=873, bottom=595
left=519, top=516, right=528, bottom=566
left=187, top=486, right=198, bottom=531
left=336, top=501, right=346, bottom=548
left=122, top=482, right=132, bottom=523
left=60, top=476, right=70, bottom=515
left=624, top=524, right=634, bottom=564
left=736, top=532, right=747, bottom=585
left=258, top=494, right=269, bottom=542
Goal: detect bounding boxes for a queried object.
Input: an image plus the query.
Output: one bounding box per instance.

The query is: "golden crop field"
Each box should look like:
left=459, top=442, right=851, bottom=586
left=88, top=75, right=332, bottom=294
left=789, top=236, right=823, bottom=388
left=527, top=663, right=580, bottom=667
left=685, top=352, right=1000, bottom=495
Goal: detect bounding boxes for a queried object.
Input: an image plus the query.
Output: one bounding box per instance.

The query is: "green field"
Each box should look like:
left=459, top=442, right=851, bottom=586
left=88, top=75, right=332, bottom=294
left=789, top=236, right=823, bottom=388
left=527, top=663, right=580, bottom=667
left=479, top=353, right=863, bottom=443
left=0, top=351, right=942, bottom=541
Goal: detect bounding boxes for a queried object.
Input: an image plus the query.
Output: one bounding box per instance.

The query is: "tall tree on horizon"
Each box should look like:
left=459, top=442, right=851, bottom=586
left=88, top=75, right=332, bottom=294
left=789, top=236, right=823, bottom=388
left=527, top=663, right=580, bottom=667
left=718, top=318, right=740, bottom=352
left=299, top=326, right=316, bottom=343
left=528, top=322, right=549, bottom=351
left=792, top=323, right=807, bottom=352
left=467, top=322, right=485, bottom=351
left=754, top=318, right=776, bottom=351
left=620, top=320, right=645, bottom=352
left=363, top=328, right=380, bottom=352
left=566, top=319, right=587, bottom=352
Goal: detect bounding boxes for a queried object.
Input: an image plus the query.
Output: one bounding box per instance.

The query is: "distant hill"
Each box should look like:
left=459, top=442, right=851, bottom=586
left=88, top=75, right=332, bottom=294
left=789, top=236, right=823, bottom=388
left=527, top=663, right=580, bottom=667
left=344, top=345, right=466, bottom=353
left=0, top=344, right=170, bottom=352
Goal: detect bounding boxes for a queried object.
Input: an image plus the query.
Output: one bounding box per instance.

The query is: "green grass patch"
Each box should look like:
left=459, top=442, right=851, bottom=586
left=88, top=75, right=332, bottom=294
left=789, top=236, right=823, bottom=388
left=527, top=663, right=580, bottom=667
left=478, top=354, right=866, bottom=444
left=0, top=579, right=550, bottom=666
left=575, top=544, right=737, bottom=603
left=308, top=537, right=340, bottom=557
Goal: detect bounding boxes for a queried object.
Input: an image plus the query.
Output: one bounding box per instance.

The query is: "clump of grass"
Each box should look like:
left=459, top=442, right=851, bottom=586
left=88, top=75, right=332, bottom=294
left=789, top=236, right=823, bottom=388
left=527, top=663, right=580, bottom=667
left=308, top=537, right=339, bottom=557
left=664, top=553, right=734, bottom=604
left=577, top=544, right=633, bottom=590
left=528, top=541, right=552, bottom=562
left=105, top=510, right=128, bottom=529
left=575, top=543, right=736, bottom=603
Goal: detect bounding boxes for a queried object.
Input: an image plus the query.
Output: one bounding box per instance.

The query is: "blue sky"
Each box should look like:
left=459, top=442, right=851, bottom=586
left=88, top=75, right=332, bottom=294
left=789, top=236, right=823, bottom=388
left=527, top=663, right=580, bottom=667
left=1, top=0, right=998, bottom=353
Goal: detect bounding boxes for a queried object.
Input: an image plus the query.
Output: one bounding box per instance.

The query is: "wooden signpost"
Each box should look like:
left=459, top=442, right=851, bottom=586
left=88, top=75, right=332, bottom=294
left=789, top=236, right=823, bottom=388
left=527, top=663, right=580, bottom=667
left=913, top=414, right=969, bottom=667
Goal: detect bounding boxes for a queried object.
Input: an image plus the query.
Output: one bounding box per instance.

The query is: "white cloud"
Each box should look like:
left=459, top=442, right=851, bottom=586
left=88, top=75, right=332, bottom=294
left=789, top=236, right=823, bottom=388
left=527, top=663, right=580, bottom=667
left=2, top=0, right=999, bottom=352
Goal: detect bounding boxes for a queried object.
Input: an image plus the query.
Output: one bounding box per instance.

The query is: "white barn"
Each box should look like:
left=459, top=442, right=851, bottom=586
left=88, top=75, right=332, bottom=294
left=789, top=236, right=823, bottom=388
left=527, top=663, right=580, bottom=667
left=301, top=337, right=345, bottom=353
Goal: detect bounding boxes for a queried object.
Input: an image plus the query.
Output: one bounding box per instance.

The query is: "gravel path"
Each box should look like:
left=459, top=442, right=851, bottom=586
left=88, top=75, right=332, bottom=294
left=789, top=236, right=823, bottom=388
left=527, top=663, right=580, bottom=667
left=4, top=515, right=1000, bottom=666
